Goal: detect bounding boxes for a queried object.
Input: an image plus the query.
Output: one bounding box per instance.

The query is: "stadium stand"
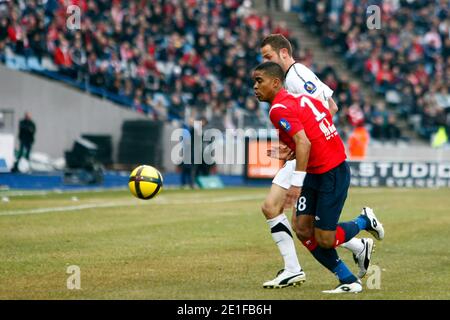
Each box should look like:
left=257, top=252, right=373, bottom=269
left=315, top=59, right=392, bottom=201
left=296, top=0, right=450, bottom=142
left=0, top=1, right=356, bottom=133
left=0, top=0, right=448, bottom=145
left=0, top=0, right=273, bottom=132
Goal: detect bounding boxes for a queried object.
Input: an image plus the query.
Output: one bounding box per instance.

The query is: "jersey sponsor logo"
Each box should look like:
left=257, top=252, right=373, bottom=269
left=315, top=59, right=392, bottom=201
left=319, top=118, right=338, bottom=140
left=279, top=119, right=291, bottom=132
left=304, top=81, right=317, bottom=94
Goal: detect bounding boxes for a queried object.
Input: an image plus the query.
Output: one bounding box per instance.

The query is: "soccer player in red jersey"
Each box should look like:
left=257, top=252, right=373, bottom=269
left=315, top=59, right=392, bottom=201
left=253, top=61, right=385, bottom=293
left=259, top=34, right=374, bottom=289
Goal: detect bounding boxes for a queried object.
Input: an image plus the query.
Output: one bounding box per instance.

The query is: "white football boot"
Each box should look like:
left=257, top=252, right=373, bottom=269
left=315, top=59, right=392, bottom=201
left=361, top=207, right=385, bottom=240
left=352, top=238, right=375, bottom=279
left=263, top=269, right=306, bottom=289
left=322, top=280, right=363, bottom=294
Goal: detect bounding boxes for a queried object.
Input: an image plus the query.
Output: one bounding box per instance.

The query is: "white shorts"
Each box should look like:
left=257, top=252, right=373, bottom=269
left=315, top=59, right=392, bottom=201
left=272, top=159, right=296, bottom=189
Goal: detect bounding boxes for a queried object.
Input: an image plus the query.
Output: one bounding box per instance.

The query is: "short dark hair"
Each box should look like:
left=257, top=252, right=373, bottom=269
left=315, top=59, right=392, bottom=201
left=261, top=34, right=293, bottom=57
left=254, top=61, right=285, bottom=83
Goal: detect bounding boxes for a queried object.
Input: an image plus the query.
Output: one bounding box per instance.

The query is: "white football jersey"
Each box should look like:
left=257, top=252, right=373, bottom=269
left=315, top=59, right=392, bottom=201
left=284, top=62, right=334, bottom=108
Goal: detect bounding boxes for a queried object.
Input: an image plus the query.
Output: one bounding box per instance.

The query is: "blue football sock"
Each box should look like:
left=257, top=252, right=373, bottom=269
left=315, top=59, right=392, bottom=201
left=309, top=246, right=337, bottom=271
left=354, top=215, right=368, bottom=231
left=338, top=221, right=361, bottom=242
left=333, top=261, right=358, bottom=284
left=304, top=235, right=358, bottom=284
left=309, top=246, right=358, bottom=283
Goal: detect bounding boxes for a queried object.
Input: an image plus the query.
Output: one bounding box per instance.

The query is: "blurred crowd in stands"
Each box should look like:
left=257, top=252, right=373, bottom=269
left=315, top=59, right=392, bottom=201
left=299, top=0, right=450, bottom=143
left=1, top=0, right=449, bottom=145
left=0, top=0, right=272, bottom=131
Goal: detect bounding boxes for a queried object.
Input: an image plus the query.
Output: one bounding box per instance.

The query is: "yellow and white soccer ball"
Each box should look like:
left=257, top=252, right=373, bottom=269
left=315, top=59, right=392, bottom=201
left=128, top=165, right=163, bottom=200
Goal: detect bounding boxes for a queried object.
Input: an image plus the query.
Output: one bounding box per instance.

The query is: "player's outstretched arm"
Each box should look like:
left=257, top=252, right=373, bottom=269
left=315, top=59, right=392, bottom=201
left=284, top=130, right=310, bottom=208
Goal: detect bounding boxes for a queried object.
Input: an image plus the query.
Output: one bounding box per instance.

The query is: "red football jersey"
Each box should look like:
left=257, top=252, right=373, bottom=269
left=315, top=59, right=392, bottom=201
left=269, top=89, right=346, bottom=174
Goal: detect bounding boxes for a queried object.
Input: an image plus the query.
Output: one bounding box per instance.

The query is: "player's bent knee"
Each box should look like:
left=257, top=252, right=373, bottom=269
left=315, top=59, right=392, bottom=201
left=261, top=202, right=281, bottom=219
left=315, top=229, right=336, bottom=249
left=316, top=237, right=335, bottom=249
left=295, top=226, right=313, bottom=242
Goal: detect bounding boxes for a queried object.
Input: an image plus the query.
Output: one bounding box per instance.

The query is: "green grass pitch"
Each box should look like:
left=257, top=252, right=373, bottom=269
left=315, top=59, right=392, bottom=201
left=1, top=187, right=449, bottom=300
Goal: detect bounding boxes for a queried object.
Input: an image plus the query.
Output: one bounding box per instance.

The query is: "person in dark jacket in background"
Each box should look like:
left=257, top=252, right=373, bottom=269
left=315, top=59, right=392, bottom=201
left=12, top=112, right=36, bottom=172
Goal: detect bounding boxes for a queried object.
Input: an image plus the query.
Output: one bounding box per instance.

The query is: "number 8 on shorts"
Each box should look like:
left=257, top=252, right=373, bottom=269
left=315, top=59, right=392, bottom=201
left=297, top=196, right=307, bottom=212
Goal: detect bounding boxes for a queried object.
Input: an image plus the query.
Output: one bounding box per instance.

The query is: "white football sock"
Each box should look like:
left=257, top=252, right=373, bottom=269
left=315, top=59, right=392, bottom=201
left=267, top=214, right=302, bottom=273
left=341, top=238, right=365, bottom=256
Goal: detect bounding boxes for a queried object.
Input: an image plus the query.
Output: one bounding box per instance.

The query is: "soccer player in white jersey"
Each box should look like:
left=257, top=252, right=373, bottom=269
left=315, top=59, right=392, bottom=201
left=259, top=34, right=374, bottom=288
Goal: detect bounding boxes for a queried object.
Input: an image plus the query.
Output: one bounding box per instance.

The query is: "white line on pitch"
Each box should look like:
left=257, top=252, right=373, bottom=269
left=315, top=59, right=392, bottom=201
left=0, top=195, right=264, bottom=217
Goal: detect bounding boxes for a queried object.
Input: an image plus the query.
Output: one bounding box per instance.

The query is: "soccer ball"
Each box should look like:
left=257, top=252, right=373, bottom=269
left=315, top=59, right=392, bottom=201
left=128, top=165, right=163, bottom=200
